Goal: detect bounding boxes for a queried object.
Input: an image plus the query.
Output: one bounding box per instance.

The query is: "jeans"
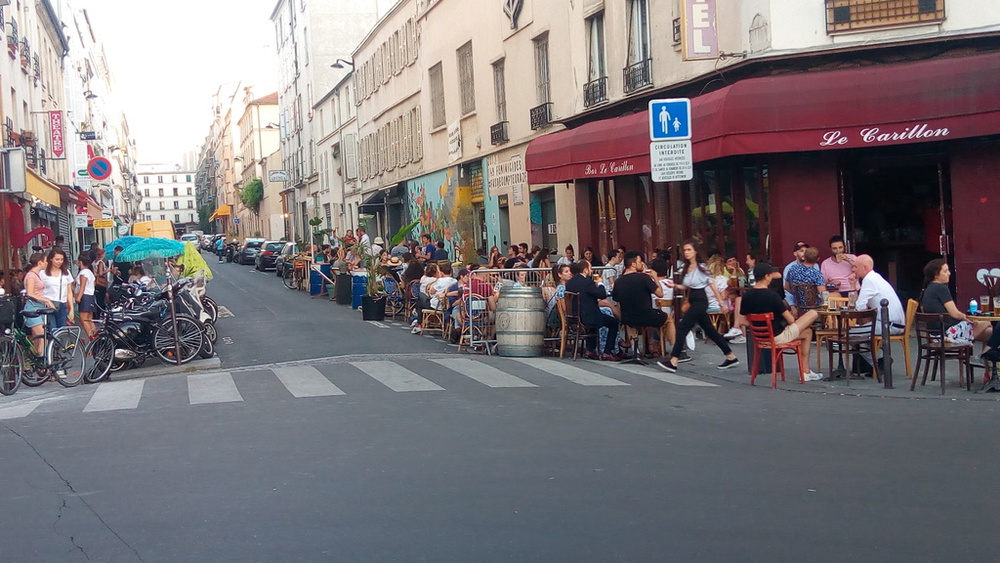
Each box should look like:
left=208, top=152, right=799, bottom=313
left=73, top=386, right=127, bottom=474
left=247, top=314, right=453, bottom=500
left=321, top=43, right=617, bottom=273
left=47, top=301, right=68, bottom=332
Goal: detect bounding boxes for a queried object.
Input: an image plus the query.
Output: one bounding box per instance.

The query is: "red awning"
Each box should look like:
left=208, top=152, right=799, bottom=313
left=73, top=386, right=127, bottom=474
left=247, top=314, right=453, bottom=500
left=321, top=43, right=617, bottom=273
left=525, top=111, right=650, bottom=184
left=525, top=51, right=1000, bottom=183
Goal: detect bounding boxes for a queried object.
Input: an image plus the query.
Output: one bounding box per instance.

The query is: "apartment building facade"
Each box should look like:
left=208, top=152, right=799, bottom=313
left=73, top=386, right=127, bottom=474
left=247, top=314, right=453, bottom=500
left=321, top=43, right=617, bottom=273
left=137, top=166, right=197, bottom=234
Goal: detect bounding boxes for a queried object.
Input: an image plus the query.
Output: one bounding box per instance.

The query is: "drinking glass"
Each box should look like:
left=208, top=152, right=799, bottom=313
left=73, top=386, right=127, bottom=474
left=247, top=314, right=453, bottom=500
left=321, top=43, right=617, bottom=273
left=994, top=296, right=1000, bottom=312
left=981, top=295, right=990, bottom=312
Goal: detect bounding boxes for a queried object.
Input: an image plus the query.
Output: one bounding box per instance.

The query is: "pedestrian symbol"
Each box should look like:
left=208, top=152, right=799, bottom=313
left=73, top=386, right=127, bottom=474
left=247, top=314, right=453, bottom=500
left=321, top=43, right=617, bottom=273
left=648, top=99, right=691, bottom=141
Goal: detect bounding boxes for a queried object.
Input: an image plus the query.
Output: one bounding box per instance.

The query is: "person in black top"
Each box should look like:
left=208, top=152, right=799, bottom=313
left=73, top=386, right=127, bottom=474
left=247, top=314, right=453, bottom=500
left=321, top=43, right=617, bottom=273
left=740, top=263, right=821, bottom=380
left=565, top=260, right=619, bottom=361
left=918, top=258, right=992, bottom=344
left=432, top=241, right=450, bottom=262
left=612, top=251, right=666, bottom=329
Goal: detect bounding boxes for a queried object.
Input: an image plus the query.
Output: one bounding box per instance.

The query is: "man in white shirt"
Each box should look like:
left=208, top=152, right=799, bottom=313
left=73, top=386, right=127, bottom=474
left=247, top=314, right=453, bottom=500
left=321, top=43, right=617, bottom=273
left=370, top=237, right=384, bottom=257
left=357, top=227, right=371, bottom=248
left=852, top=254, right=904, bottom=335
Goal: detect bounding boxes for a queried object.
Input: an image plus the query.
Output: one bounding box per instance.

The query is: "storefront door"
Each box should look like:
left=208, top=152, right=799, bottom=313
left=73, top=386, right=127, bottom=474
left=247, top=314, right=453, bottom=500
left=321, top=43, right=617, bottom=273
left=843, top=155, right=952, bottom=301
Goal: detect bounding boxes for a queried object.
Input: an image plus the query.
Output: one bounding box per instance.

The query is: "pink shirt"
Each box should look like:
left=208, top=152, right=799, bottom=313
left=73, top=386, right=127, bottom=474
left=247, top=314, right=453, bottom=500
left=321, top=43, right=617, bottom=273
left=820, top=254, right=856, bottom=292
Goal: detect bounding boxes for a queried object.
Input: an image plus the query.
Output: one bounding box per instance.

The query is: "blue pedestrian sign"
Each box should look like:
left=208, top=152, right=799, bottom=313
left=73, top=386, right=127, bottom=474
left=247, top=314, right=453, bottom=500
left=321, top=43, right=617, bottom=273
left=648, top=99, right=691, bottom=141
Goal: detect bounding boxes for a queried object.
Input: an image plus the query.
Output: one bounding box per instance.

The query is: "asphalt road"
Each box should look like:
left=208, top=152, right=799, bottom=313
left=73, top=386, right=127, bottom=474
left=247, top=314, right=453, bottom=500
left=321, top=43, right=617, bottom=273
left=1, top=258, right=999, bottom=562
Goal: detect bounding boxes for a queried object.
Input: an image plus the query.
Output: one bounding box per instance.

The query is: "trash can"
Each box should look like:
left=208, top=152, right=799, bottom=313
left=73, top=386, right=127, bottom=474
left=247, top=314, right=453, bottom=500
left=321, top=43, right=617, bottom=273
left=496, top=286, right=545, bottom=357
left=351, top=271, right=369, bottom=310
left=335, top=273, right=352, bottom=305
left=310, top=263, right=330, bottom=297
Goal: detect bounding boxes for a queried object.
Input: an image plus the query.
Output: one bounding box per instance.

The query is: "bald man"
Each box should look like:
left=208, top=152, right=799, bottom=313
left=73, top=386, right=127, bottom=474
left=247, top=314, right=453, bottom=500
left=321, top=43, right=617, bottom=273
left=852, top=254, right=905, bottom=336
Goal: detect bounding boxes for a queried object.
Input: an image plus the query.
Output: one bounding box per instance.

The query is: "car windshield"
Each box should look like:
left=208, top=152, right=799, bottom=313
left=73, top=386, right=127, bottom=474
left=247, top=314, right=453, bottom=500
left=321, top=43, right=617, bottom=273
left=245, top=242, right=263, bottom=249
left=264, top=242, right=284, bottom=251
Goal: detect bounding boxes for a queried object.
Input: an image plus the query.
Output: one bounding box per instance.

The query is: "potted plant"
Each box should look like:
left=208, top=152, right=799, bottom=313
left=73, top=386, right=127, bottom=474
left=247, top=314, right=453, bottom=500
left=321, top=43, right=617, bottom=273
left=350, top=238, right=388, bottom=321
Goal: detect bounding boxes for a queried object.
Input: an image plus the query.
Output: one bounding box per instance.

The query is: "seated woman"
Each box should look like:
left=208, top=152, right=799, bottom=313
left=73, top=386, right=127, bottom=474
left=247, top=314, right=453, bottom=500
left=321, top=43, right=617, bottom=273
left=919, top=258, right=992, bottom=345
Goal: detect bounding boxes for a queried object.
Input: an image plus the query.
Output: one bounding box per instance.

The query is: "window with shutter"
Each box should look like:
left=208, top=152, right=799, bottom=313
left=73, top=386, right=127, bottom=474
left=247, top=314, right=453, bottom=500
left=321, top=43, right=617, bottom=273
left=344, top=133, right=357, bottom=180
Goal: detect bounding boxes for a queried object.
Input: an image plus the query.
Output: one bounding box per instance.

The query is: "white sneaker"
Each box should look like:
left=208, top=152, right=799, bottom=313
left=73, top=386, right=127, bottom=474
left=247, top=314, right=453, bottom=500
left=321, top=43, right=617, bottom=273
left=411, top=326, right=422, bottom=334
left=803, top=371, right=823, bottom=382
left=730, top=336, right=747, bottom=344
left=724, top=328, right=742, bottom=339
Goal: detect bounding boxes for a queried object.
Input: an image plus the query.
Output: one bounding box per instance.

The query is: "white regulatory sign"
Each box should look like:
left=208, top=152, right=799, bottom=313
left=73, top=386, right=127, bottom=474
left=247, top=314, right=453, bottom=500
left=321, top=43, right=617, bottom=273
left=650, top=140, right=693, bottom=182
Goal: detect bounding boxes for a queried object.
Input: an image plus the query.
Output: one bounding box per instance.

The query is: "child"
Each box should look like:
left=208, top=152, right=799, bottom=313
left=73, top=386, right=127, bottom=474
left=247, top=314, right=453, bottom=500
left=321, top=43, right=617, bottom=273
left=76, top=253, right=97, bottom=339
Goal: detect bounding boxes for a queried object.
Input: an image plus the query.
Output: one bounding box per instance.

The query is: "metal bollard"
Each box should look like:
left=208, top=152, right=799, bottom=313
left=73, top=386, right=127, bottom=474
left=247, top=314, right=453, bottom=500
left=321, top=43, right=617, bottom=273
left=880, top=298, right=893, bottom=389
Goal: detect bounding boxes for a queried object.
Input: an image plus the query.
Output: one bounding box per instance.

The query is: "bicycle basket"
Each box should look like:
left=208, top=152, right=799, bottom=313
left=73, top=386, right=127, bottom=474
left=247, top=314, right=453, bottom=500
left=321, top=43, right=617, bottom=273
left=0, top=295, right=16, bottom=327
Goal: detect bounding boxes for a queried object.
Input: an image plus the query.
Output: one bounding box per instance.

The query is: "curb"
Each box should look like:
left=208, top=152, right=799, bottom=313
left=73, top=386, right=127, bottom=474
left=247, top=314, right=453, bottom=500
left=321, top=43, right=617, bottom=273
left=108, top=356, right=223, bottom=382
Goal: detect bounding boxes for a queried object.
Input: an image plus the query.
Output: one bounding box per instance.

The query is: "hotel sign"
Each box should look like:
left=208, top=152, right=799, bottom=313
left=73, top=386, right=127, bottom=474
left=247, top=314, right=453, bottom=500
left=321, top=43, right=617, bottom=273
left=683, top=0, right=718, bottom=61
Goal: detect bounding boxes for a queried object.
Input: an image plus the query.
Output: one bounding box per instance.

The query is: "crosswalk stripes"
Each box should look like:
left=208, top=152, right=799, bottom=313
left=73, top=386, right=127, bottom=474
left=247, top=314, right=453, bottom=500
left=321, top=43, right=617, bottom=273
left=84, top=379, right=145, bottom=412
left=273, top=366, right=345, bottom=397
left=351, top=361, right=445, bottom=392
left=0, top=357, right=720, bottom=419
left=429, top=358, right=537, bottom=388
left=188, top=373, right=243, bottom=404
left=508, top=357, right=630, bottom=386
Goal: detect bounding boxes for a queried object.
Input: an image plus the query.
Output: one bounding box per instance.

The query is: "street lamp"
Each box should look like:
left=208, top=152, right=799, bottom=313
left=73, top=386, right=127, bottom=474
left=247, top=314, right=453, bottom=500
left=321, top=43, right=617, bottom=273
left=330, top=59, right=354, bottom=69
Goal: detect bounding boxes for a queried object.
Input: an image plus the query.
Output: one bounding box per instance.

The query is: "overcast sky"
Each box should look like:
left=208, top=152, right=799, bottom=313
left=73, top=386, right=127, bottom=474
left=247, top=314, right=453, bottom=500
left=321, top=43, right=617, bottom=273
left=80, top=0, right=279, bottom=165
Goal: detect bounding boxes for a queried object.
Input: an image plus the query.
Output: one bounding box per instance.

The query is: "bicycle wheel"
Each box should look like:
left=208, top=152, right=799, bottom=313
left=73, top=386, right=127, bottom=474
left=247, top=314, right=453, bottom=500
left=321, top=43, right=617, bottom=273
left=152, top=315, right=203, bottom=365
left=198, top=329, right=215, bottom=359
left=47, top=329, right=87, bottom=387
left=201, top=296, right=219, bottom=323
left=282, top=267, right=297, bottom=290
left=203, top=320, right=218, bottom=344
left=84, top=335, right=115, bottom=384
left=0, top=336, right=22, bottom=395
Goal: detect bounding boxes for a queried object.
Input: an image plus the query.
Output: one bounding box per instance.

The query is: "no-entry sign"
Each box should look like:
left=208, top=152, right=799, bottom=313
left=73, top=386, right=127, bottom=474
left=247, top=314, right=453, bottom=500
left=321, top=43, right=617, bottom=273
left=87, top=156, right=112, bottom=180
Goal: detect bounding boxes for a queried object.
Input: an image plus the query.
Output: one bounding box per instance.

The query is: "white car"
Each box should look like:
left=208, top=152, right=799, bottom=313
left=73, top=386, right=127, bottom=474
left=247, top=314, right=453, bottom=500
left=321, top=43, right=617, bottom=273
left=179, top=233, right=201, bottom=248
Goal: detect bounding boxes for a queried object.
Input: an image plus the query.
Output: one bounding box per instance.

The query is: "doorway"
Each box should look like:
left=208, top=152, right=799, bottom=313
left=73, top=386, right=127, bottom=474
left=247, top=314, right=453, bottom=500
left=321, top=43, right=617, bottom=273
left=845, top=159, right=951, bottom=302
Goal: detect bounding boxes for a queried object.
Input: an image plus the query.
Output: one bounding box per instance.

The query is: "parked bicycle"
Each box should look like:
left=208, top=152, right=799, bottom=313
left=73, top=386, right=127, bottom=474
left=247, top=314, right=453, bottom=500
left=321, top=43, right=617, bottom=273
left=0, top=292, right=87, bottom=394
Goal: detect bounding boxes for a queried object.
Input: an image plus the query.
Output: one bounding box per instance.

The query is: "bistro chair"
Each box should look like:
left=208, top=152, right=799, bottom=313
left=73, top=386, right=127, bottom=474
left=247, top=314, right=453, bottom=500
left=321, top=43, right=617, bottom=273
left=421, top=299, right=448, bottom=339
left=872, top=298, right=917, bottom=379
left=745, top=312, right=809, bottom=389
left=791, top=283, right=825, bottom=315
left=654, top=298, right=675, bottom=357
left=403, top=280, right=420, bottom=323
left=910, top=312, right=974, bottom=395
left=825, top=309, right=878, bottom=387
left=559, top=292, right=588, bottom=360
left=620, top=324, right=647, bottom=365
left=382, top=276, right=405, bottom=320
left=815, top=296, right=849, bottom=373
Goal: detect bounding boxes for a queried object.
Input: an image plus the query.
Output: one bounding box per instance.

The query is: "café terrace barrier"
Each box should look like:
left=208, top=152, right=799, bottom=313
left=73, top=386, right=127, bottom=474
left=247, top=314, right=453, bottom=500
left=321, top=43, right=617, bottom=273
left=460, top=267, right=555, bottom=355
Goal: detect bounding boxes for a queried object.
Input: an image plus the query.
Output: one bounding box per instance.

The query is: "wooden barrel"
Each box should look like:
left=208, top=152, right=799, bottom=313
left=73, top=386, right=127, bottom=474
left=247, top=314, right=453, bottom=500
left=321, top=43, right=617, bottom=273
left=496, top=286, right=545, bottom=357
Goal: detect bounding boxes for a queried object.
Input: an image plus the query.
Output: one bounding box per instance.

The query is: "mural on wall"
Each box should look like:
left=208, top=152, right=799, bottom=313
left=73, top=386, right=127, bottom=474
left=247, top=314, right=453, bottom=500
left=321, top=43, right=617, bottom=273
left=407, top=168, right=459, bottom=256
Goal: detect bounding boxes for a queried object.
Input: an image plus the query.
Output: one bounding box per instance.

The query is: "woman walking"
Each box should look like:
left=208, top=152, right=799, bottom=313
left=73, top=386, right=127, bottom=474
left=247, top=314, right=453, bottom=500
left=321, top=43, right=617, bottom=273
left=76, top=252, right=97, bottom=339
left=39, top=248, right=74, bottom=331
left=92, top=248, right=109, bottom=315
left=22, top=253, right=55, bottom=357
left=658, top=239, right=739, bottom=373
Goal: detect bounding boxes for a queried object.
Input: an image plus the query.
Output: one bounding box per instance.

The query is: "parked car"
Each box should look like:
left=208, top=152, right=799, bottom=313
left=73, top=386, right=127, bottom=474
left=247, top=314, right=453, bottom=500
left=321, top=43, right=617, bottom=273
left=274, top=243, right=299, bottom=277
left=179, top=233, right=200, bottom=249
left=254, top=241, right=286, bottom=271
left=236, top=238, right=266, bottom=265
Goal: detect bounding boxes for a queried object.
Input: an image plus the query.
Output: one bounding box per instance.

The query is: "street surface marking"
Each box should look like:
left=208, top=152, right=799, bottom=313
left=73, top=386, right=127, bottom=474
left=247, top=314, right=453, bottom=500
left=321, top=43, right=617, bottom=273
left=274, top=366, right=345, bottom=397
left=0, top=400, right=44, bottom=420
left=367, top=321, right=389, bottom=329
left=222, top=337, right=234, bottom=345
left=217, top=306, right=234, bottom=318
left=188, top=372, right=244, bottom=404
left=430, top=358, right=537, bottom=388
left=84, top=379, right=146, bottom=412
left=351, top=361, right=444, bottom=392
left=608, top=363, right=719, bottom=387
left=509, top=358, right=630, bottom=386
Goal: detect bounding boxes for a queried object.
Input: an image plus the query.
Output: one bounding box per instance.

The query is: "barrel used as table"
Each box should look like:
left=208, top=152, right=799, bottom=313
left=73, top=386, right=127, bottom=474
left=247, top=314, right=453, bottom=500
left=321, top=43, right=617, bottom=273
left=351, top=271, right=369, bottom=309
left=496, top=286, right=545, bottom=357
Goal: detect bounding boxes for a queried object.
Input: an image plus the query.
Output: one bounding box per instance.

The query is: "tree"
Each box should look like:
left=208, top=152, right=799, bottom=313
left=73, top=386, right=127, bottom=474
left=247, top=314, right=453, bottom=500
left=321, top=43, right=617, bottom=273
left=240, top=178, right=263, bottom=214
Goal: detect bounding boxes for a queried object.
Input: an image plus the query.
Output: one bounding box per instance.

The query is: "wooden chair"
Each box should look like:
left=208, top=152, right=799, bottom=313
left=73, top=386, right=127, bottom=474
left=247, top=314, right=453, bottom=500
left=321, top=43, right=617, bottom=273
left=654, top=298, right=675, bottom=358
left=791, top=282, right=824, bottom=315
left=421, top=300, right=448, bottom=339
left=826, top=309, right=878, bottom=386
left=815, top=296, right=849, bottom=373
left=707, top=311, right=730, bottom=339
left=910, top=312, right=974, bottom=394
left=873, top=298, right=917, bottom=379
left=560, top=292, right=588, bottom=360
left=746, top=312, right=809, bottom=389
left=382, top=277, right=405, bottom=319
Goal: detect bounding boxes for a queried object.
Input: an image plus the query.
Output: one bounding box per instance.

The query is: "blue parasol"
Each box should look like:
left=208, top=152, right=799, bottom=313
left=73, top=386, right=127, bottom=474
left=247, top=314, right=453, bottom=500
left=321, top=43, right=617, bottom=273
left=104, top=236, right=145, bottom=252
left=115, top=237, right=186, bottom=262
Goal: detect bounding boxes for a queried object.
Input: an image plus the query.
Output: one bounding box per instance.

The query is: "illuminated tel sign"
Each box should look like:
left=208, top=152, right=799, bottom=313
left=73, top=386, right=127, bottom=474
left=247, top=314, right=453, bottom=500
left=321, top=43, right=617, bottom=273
left=683, top=0, right=718, bottom=61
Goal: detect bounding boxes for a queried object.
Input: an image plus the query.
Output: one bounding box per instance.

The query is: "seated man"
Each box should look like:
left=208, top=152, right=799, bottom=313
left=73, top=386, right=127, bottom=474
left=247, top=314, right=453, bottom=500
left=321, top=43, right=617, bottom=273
left=741, top=263, right=823, bottom=381
left=853, top=254, right=904, bottom=336
left=784, top=246, right=826, bottom=314
left=565, top=260, right=619, bottom=361
left=612, top=250, right=666, bottom=338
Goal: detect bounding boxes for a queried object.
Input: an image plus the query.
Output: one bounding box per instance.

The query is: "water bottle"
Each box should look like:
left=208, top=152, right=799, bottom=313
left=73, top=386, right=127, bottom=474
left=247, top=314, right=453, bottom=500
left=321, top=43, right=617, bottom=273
left=970, top=298, right=979, bottom=315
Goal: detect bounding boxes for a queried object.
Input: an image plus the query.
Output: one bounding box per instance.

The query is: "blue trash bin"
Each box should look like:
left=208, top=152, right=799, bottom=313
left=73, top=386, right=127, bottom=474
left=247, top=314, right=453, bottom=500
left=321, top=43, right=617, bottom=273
left=351, top=271, right=368, bottom=309
left=310, top=263, right=330, bottom=296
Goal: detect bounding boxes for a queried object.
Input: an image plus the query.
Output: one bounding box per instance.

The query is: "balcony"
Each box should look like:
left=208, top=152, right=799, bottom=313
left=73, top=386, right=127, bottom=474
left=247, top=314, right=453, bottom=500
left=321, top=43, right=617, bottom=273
left=529, top=102, right=552, bottom=130
left=825, top=0, right=945, bottom=34
left=623, top=58, right=653, bottom=94
left=490, top=121, right=509, bottom=145
left=583, top=76, right=608, bottom=108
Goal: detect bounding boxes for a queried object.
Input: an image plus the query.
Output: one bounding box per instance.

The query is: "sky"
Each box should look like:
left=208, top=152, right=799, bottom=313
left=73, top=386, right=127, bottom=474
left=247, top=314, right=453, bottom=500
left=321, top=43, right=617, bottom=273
left=79, top=0, right=279, bottom=165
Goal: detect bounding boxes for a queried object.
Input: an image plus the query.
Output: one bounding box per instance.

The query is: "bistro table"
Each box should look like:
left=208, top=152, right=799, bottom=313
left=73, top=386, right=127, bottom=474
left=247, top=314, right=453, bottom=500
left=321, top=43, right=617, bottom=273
left=968, top=313, right=1000, bottom=392
left=815, top=307, right=874, bottom=382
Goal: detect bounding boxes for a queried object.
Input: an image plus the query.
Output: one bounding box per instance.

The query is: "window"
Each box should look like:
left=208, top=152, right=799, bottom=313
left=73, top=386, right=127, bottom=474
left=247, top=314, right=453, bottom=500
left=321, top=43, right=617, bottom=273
left=189, top=213, right=195, bottom=223
left=173, top=187, right=178, bottom=196
left=587, top=13, right=606, bottom=81
left=171, top=175, right=176, bottom=182
left=159, top=202, right=165, bottom=210
left=157, top=175, right=163, bottom=183
left=174, top=213, right=180, bottom=223
left=143, top=176, right=149, bottom=184
left=187, top=187, right=192, bottom=195
left=158, top=188, right=163, bottom=197
left=492, top=59, right=506, bottom=122
left=428, top=63, right=446, bottom=128
left=145, top=202, right=150, bottom=210
left=173, top=201, right=179, bottom=209
left=457, top=41, right=476, bottom=115
left=160, top=214, right=165, bottom=220
left=144, top=189, right=149, bottom=197
left=186, top=175, right=192, bottom=182
left=825, top=0, right=945, bottom=33
left=533, top=35, right=551, bottom=104
left=627, top=0, right=651, bottom=64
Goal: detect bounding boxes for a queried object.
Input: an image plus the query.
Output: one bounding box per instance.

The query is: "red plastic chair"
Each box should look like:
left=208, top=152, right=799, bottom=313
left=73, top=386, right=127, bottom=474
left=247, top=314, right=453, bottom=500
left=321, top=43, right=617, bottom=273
left=746, top=312, right=808, bottom=389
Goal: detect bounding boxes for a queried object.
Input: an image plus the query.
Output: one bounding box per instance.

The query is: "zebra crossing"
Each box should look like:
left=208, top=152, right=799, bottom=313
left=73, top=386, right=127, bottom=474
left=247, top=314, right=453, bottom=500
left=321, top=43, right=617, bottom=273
left=0, top=356, right=718, bottom=420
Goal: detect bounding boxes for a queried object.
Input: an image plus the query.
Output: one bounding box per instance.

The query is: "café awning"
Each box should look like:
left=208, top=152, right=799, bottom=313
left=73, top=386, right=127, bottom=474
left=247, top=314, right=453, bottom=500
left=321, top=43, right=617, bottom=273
left=25, top=169, right=61, bottom=207
left=208, top=204, right=231, bottom=221
left=525, top=51, right=1000, bottom=183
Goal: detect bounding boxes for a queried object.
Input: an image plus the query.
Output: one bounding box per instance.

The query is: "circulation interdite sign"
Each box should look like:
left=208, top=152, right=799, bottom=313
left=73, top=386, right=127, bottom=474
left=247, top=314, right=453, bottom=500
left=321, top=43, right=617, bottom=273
left=87, top=156, right=112, bottom=181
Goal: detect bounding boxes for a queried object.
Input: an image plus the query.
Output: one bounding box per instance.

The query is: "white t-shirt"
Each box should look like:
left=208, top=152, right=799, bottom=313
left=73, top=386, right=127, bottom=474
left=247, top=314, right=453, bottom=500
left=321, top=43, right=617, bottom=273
left=39, top=271, right=74, bottom=302
left=419, top=275, right=437, bottom=296
left=653, top=279, right=675, bottom=312
left=707, top=275, right=728, bottom=310
left=77, top=269, right=96, bottom=296
left=429, top=276, right=457, bottom=309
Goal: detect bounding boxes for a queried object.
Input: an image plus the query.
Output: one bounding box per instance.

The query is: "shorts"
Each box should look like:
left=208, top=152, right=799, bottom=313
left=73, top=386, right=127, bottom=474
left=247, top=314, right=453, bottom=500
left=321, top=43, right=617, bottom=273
left=22, top=300, right=46, bottom=328
left=773, top=323, right=801, bottom=345
left=945, top=320, right=974, bottom=345
left=79, top=294, right=97, bottom=313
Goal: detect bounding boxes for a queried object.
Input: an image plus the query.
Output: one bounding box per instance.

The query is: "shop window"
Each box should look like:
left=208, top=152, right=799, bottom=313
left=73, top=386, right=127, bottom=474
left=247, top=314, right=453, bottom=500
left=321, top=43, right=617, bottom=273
left=825, top=0, right=945, bottom=34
